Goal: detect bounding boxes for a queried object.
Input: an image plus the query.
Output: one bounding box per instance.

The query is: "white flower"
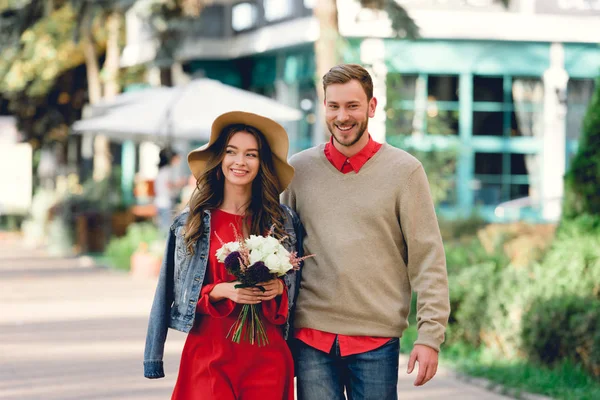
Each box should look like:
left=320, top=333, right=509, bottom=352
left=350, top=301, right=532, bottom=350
left=249, top=248, right=265, bottom=265
left=245, top=235, right=264, bottom=250
left=260, top=236, right=280, bottom=254
left=215, top=246, right=229, bottom=263
left=227, top=241, right=240, bottom=252
left=264, top=253, right=282, bottom=274
left=215, top=241, right=240, bottom=262
left=277, top=251, right=293, bottom=274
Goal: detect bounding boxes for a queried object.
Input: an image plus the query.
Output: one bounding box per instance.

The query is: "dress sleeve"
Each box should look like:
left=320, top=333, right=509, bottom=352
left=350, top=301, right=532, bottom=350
left=260, top=280, right=289, bottom=326
left=196, top=282, right=237, bottom=317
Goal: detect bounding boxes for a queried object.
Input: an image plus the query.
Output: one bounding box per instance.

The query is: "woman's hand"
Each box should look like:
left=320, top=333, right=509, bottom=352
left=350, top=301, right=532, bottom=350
left=255, top=279, right=284, bottom=301
left=209, top=282, right=263, bottom=304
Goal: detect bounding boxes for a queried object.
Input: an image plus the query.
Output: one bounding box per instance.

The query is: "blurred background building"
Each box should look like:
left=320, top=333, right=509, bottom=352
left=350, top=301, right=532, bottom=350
left=2, top=0, right=600, bottom=255
left=117, top=0, right=600, bottom=222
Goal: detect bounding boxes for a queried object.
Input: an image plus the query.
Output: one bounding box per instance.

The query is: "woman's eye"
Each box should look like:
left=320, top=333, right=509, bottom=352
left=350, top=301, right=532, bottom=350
left=247, top=153, right=257, bottom=158
left=226, top=150, right=235, bottom=154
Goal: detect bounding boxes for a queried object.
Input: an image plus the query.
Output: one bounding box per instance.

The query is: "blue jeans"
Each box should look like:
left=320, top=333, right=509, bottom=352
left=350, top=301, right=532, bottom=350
left=295, top=337, right=400, bottom=400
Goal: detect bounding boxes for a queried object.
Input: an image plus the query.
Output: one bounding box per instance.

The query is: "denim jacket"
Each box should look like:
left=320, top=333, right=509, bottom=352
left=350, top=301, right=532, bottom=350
left=143, top=205, right=303, bottom=379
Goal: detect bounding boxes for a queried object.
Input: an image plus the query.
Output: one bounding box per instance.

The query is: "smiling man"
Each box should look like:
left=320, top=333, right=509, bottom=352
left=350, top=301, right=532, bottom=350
left=282, top=64, right=450, bottom=400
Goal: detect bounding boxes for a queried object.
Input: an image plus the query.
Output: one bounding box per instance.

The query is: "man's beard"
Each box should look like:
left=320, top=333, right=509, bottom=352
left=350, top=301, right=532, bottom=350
left=328, top=116, right=368, bottom=148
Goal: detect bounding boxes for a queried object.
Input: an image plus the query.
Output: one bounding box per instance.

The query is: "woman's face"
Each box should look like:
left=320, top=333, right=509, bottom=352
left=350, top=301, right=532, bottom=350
left=221, top=131, right=260, bottom=191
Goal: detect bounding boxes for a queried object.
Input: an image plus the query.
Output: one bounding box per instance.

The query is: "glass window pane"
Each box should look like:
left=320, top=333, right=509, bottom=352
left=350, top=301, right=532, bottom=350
left=304, top=0, right=316, bottom=9
left=428, top=75, right=459, bottom=101
left=509, top=183, right=529, bottom=200
left=474, top=76, right=504, bottom=102
left=388, top=74, right=418, bottom=101
left=264, top=0, right=293, bottom=22
left=475, top=152, right=503, bottom=175
left=439, top=179, right=457, bottom=207
left=473, top=182, right=502, bottom=205
left=427, top=109, right=459, bottom=135
left=386, top=109, right=416, bottom=136
left=510, top=153, right=528, bottom=175
left=511, top=77, right=544, bottom=139
left=473, top=111, right=504, bottom=136
left=567, top=78, right=595, bottom=140
left=232, top=3, right=257, bottom=31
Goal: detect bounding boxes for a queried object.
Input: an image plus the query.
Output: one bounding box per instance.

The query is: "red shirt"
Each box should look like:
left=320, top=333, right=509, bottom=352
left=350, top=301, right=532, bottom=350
left=295, top=135, right=392, bottom=357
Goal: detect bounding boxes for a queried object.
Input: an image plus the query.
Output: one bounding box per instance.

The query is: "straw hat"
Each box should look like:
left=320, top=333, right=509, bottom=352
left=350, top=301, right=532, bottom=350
left=187, top=111, right=294, bottom=193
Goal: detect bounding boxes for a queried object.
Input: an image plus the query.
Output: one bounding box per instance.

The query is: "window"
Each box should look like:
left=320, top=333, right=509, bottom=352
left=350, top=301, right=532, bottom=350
left=232, top=2, right=258, bottom=31
left=264, top=0, right=294, bottom=21
left=303, top=0, right=316, bottom=9
left=567, top=78, right=595, bottom=141
left=385, top=73, right=458, bottom=206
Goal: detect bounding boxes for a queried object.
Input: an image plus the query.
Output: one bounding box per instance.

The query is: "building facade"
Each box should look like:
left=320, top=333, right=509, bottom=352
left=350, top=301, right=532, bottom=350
left=121, top=0, right=600, bottom=221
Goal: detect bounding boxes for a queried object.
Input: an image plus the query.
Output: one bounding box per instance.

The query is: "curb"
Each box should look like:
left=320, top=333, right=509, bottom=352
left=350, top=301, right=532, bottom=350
left=449, top=371, right=553, bottom=400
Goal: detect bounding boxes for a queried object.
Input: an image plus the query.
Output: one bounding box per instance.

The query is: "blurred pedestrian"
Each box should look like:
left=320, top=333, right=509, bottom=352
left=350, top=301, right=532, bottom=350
left=154, top=148, right=185, bottom=234
left=144, top=111, right=303, bottom=400
left=282, top=64, right=450, bottom=399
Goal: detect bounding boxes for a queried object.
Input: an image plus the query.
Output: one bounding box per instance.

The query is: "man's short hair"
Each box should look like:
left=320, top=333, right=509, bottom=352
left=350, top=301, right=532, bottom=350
left=322, top=64, right=374, bottom=100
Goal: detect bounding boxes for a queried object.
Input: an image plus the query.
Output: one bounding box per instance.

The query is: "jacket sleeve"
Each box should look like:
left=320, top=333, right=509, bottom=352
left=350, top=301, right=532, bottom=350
left=143, top=228, right=176, bottom=379
left=280, top=204, right=304, bottom=340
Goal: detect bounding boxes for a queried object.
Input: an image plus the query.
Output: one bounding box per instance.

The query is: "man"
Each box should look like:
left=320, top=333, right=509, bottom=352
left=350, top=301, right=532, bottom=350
left=282, top=64, right=450, bottom=400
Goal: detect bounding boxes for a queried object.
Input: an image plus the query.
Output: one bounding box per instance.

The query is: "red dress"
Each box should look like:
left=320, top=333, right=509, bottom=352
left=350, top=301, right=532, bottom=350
left=171, top=209, right=294, bottom=400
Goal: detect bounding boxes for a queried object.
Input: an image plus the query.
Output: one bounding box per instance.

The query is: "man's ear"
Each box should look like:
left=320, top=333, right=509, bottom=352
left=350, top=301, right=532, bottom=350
left=368, top=97, right=378, bottom=118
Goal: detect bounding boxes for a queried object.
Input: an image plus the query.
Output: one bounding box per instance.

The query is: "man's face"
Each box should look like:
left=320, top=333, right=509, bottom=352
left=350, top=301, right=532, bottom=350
left=325, top=80, right=377, bottom=148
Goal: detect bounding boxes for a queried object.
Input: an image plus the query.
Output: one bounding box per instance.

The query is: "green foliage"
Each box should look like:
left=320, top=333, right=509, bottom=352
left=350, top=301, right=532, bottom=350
left=522, top=296, right=600, bottom=379
left=438, top=213, right=488, bottom=242
left=104, top=222, right=162, bottom=270
left=563, top=75, right=600, bottom=219
left=444, top=344, right=600, bottom=400
left=1, top=3, right=86, bottom=96
left=446, top=217, right=600, bottom=385
left=53, top=168, right=125, bottom=227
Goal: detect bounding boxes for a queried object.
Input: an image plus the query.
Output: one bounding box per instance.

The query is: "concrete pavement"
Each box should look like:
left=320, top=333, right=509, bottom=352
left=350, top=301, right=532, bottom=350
left=0, top=235, right=513, bottom=400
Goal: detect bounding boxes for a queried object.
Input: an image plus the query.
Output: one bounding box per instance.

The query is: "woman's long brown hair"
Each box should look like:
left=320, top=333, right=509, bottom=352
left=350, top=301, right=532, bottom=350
left=184, top=124, right=286, bottom=254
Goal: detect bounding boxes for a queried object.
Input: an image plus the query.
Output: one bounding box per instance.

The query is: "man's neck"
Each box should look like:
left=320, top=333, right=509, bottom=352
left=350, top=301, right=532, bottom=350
left=332, top=132, right=371, bottom=158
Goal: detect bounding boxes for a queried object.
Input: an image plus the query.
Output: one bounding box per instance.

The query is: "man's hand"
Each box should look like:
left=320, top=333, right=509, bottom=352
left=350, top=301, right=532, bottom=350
left=407, top=344, right=439, bottom=386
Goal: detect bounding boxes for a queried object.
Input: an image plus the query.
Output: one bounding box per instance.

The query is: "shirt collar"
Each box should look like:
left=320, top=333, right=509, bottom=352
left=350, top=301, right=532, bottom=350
left=325, top=134, right=380, bottom=173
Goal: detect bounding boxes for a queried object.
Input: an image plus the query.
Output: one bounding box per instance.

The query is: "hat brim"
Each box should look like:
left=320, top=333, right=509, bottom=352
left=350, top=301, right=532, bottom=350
left=188, top=111, right=294, bottom=193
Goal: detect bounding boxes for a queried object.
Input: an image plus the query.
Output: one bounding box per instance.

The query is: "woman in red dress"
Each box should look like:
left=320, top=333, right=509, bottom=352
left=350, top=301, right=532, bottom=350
left=169, top=112, right=297, bottom=399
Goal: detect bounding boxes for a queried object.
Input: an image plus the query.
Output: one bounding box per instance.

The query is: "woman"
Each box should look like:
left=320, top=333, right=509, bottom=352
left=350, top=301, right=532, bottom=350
left=144, top=111, right=302, bottom=400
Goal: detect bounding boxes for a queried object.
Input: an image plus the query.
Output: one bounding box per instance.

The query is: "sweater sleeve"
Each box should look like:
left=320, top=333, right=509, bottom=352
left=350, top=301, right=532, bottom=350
left=399, top=164, right=450, bottom=352
left=196, top=282, right=237, bottom=317
left=281, top=186, right=296, bottom=211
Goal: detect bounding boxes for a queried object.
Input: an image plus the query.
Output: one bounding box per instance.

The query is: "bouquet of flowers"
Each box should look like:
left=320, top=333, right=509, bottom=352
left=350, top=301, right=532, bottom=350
left=215, top=225, right=310, bottom=346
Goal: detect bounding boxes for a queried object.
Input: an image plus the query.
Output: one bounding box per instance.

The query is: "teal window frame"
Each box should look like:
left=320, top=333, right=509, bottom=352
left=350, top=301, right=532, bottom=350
left=387, top=72, right=543, bottom=218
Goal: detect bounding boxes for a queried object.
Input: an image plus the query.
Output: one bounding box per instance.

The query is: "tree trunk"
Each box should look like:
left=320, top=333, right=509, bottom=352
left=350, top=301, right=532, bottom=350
left=102, top=11, right=122, bottom=99
left=82, top=31, right=101, bottom=105
left=313, top=0, right=341, bottom=144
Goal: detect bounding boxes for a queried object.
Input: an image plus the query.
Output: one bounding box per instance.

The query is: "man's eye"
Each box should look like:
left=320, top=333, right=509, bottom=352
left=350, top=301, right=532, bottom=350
left=329, top=105, right=338, bottom=109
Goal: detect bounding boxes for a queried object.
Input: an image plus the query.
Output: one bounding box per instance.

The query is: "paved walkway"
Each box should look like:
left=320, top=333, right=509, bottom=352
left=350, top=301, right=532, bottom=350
left=0, top=235, right=513, bottom=400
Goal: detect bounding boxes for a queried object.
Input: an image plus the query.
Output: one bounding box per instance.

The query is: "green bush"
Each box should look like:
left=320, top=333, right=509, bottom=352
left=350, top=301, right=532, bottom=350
left=103, top=222, right=162, bottom=270
left=563, top=75, right=600, bottom=219
left=522, top=296, right=600, bottom=378
left=446, top=220, right=600, bottom=364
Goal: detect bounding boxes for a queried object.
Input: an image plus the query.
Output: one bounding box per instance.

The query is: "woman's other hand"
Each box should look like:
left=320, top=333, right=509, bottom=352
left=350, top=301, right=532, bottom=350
left=255, top=279, right=284, bottom=301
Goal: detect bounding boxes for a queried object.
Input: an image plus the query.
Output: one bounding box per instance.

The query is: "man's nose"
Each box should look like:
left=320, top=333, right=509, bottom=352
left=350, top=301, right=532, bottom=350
left=337, top=109, right=349, bottom=121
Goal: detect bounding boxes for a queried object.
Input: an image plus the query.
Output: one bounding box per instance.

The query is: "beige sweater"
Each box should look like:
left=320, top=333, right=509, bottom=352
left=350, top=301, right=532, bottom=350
left=281, top=143, right=450, bottom=351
